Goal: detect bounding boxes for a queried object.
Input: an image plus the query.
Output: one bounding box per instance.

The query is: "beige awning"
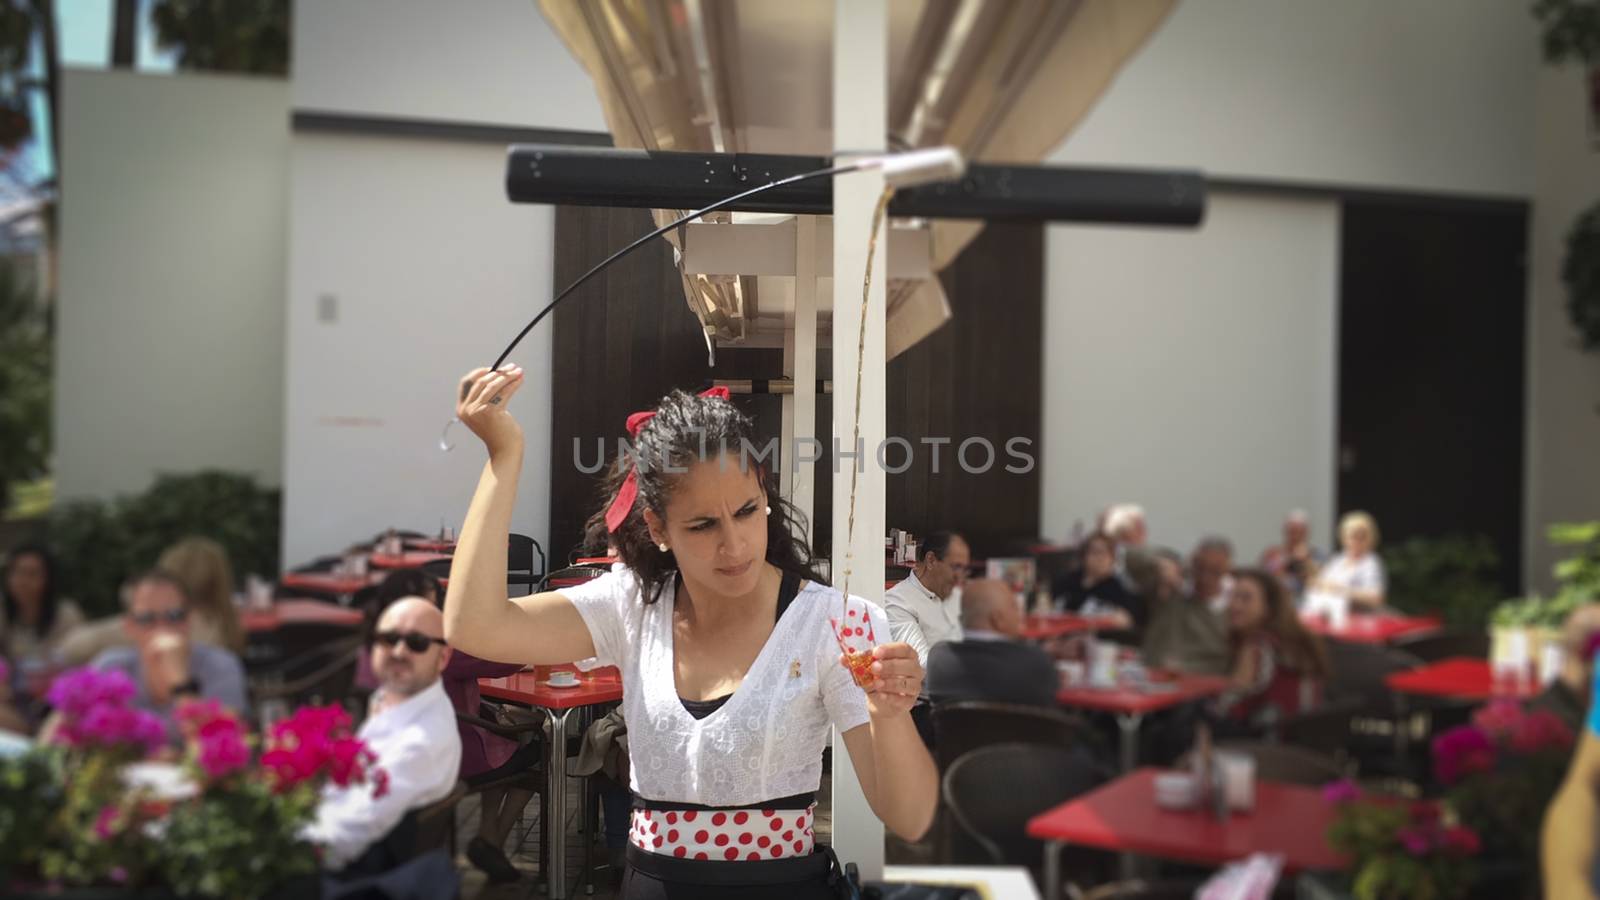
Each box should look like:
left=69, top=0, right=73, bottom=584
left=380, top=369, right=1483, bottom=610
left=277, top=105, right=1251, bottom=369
left=539, top=0, right=1176, bottom=355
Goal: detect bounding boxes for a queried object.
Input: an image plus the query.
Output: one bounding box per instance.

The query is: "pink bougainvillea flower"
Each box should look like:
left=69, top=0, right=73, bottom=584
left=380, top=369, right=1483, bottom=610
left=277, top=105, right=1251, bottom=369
left=1432, top=725, right=1497, bottom=785
left=1320, top=779, right=1360, bottom=805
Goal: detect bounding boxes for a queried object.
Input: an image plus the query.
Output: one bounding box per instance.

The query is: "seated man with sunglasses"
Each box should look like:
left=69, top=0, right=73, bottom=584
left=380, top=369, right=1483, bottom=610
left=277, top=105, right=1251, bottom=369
left=89, top=570, right=249, bottom=740
left=304, top=596, right=461, bottom=873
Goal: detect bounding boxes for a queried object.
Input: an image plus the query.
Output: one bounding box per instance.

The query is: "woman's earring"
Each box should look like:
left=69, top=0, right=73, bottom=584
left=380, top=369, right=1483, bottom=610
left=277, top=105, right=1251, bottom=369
left=658, top=542, right=670, bottom=552
left=765, top=506, right=772, bottom=516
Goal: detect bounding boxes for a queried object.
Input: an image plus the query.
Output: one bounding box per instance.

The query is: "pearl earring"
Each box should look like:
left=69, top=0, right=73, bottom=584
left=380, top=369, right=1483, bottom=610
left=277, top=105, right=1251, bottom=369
left=765, top=505, right=772, bottom=516
left=658, top=542, right=669, bottom=552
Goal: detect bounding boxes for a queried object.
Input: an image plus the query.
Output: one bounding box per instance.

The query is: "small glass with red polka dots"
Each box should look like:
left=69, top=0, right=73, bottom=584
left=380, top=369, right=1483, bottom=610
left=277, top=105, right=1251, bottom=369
left=830, top=596, right=878, bottom=688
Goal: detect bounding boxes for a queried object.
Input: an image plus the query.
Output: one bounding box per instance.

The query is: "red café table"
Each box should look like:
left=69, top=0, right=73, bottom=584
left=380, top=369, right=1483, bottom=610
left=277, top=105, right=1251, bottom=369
left=1385, top=657, right=1538, bottom=703
left=278, top=570, right=384, bottom=599
left=405, top=538, right=456, bottom=553
left=480, top=665, right=623, bottom=899
left=369, top=550, right=451, bottom=570
left=1058, top=675, right=1230, bottom=772
left=1022, top=613, right=1126, bottom=641
left=1028, top=768, right=1346, bottom=899
left=241, top=598, right=364, bottom=633
left=1302, top=612, right=1440, bottom=645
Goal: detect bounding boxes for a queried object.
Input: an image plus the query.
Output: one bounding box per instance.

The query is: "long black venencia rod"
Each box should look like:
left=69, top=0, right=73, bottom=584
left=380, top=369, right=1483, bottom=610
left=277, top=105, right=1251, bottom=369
left=505, top=144, right=1207, bottom=227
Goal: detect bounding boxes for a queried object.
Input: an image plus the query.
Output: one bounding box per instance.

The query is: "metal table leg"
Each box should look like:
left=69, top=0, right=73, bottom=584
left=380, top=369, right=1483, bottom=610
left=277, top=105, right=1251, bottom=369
left=1044, top=840, right=1062, bottom=900
left=1113, top=713, right=1144, bottom=880
left=545, top=707, right=575, bottom=900
left=1114, top=713, right=1143, bottom=772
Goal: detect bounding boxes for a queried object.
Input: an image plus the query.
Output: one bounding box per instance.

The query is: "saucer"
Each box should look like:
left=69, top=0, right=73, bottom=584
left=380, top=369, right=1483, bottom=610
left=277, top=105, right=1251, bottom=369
left=546, top=678, right=580, bottom=689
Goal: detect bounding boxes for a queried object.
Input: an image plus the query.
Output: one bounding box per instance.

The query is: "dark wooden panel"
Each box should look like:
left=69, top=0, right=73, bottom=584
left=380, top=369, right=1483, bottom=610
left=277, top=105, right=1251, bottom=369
left=1338, top=200, right=1527, bottom=593
left=549, top=209, right=1043, bottom=564
left=547, top=206, right=722, bottom=560
left=885, top=223, right=1044, bottom=558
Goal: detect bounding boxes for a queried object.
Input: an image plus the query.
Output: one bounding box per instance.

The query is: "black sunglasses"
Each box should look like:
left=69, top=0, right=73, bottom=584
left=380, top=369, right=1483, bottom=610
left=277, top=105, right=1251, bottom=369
left=129, top=609, right=188, bottom=627
left=373, top=630, right=447, bottom=653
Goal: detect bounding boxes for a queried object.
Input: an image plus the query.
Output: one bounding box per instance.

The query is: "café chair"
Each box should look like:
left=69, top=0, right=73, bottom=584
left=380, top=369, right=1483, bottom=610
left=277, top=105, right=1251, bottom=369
left=943, top=743, right=1109, bottom=892
left=1214, top=740, right=1347, bottom=787
left=1389, top=629, right=1490, bottom=664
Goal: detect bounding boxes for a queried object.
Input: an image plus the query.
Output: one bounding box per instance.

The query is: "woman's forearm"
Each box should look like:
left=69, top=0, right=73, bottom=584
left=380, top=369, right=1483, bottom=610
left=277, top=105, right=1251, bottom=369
left=1544, top=773, right=1600, bottom=899
left=867, top=712, right=937, bottom=841
left=442, top=447, right=523, bottom=656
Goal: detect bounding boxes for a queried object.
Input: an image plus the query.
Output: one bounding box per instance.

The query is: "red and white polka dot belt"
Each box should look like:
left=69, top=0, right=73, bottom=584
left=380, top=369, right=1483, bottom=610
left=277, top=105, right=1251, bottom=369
left=628, top=804, right=817, bottom=861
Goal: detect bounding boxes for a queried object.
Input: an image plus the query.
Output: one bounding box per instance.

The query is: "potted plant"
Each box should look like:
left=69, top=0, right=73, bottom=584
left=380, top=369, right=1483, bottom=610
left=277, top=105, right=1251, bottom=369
left=1429, top=701, right=1575, bottom=898
left=0, top=668, right=386, bottom=898
left=1321, top=780, right=1480, bottom=900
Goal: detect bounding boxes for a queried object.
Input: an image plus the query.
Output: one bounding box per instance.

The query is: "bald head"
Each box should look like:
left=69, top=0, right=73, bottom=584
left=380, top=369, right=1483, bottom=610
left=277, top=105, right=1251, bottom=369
left=370, top=596, right=451, bottom=699
left=960, top=578, right=1023, bottom=638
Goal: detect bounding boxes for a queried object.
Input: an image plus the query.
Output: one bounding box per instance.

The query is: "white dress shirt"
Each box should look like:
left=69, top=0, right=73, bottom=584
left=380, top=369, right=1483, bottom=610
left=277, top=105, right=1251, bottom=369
left=884, top=570, right=963, bottom=666
left=303, top=678, right=461, bottom=870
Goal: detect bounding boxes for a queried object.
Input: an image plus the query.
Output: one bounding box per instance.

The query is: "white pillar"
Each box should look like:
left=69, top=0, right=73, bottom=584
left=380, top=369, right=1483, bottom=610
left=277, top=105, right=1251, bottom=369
left=830, top=0, right=888, bottom=878
left=791, top=215, right=818, bottom=546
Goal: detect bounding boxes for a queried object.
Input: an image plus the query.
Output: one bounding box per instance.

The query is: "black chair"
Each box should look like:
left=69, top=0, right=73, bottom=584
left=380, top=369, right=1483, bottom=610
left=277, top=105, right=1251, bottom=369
left=250, top=634, right=363, bottom=712
left=942, top=743, right=1108, bottom=891
left=931, top=701, right=1103, bottom=775
left=1390, top=629, right=1490, bottom=663
left=1279, top=701, right=1364, bottom=772
left=541, top=565, right=612, bottom=592
left=455, top=707, right=550, bottom=885
left=508, top=534, right=546, bottom=596
left=1216, top=740, right=1348, bottom=787
left=292, top=555, right=345, bottom=574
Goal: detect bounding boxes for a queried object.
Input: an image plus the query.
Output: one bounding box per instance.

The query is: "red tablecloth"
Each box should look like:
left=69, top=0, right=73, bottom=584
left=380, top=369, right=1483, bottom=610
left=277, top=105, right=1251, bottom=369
left=242, top=599, right=364, bottom=633
left=405, top=539, right=456, bottom=553
left=480, top=665, right=624, bottom=710
left=369, top=550, right=451, bottom=570
left=279, top=570, right=383, bottom=595
left=1302, top=613, right=1440, bottom=644
left=1022, top=614, right=1126, bottom=641
left=1026, top=768, right=1346, bottom=872
left=1057, top=675, right=1229, bottom=716
left=1384, top=657, right=1538, bottom=701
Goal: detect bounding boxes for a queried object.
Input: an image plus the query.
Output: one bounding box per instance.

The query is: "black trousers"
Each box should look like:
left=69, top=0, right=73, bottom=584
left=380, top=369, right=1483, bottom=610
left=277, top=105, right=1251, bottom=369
left=620, top=843, right=847, bottom=900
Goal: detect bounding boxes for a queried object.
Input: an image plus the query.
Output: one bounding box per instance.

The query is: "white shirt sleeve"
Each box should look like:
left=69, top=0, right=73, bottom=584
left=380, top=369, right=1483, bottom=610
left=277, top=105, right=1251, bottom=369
left=821, top=597, right=888, bottom=734
left=554, top=568, right=637, bottom=669
left=882, top=588, right=932, bottom=666
left=1361, top=555, right=1387, bottom=593
left=302, top=732, right=451, bottom=871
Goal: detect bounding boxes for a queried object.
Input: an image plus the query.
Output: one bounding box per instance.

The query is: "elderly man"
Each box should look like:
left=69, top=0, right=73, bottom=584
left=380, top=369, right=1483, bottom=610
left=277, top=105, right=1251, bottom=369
left=1141, top=538, right=1233, bottom=676
left=90, top=570, right=248, bottom=739
left=305, top=597, right=461, bottom=872
left=925, top=579, right=1057, bottom=709
left=1259, top=510, right=1324, bottom=598
left=884, top=530, right=970, bottom=666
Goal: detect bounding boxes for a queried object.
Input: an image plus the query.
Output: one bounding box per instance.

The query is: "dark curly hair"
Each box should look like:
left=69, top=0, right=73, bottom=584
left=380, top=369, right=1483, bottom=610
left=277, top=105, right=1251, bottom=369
left=600, top=389, right=823, bottom=603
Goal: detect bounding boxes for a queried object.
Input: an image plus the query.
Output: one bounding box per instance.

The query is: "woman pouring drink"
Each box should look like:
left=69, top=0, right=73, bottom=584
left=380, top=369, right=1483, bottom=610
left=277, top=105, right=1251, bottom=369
left=442, top=365, right=936, bottom=899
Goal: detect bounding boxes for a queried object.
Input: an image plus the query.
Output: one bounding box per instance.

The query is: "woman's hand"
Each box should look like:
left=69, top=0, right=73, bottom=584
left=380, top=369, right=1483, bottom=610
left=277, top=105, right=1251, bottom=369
left=851, top=642, right=923, bottom=718
left=457, top=365, right=525, bottom=458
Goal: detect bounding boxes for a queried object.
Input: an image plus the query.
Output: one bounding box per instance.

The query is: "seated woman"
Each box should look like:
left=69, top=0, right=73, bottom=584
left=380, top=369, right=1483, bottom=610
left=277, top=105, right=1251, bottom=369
left=444, top=366, right=935, bottom=899
left=2, top=544, right=85, bottom=676
left=1053, top=532, right=1143, bottom=630
left=1215, top=568, right=1329, bottom=729
left=1305, top=510, right=1386, bottom=616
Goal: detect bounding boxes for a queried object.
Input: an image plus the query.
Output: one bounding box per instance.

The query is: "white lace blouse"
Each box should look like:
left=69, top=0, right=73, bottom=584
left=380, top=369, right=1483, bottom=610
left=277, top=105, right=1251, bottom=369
left=559, top=568, right=886, bottom=806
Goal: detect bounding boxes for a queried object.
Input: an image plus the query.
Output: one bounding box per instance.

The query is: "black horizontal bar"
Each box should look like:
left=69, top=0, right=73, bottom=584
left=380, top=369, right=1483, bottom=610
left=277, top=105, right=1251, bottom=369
left=505, top=144, right=1205, bottom=227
